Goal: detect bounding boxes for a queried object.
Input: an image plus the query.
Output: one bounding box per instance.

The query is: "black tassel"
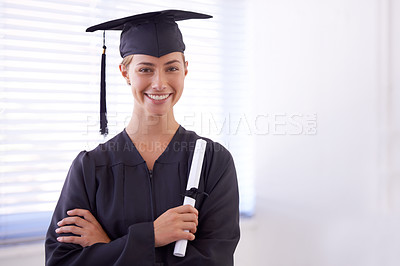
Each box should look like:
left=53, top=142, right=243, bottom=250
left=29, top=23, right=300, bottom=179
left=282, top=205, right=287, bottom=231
left=100, top=31, right=108, bottom=135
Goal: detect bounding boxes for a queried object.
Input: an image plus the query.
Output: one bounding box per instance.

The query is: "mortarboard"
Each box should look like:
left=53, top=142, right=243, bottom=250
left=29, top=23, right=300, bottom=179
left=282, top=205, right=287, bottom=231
left=86, top=10, right=213, bottom=135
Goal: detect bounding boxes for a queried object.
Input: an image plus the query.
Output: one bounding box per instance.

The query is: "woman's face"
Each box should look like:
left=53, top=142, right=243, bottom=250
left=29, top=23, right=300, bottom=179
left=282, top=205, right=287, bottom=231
left=120, top=52, right=188, bottom=117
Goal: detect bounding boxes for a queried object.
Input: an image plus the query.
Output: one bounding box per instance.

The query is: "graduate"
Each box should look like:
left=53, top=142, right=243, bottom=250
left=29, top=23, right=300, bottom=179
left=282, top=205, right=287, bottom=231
left=45, top=10, right=240, bottom=266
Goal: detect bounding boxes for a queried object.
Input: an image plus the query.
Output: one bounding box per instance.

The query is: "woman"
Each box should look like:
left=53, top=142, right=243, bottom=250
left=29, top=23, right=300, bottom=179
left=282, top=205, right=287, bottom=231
left=45, top=10, right=240, bottom=266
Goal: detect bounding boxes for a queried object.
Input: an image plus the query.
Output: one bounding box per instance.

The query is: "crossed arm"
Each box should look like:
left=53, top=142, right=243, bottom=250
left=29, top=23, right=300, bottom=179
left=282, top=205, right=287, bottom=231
left=55, top=205, right=198, bottom=248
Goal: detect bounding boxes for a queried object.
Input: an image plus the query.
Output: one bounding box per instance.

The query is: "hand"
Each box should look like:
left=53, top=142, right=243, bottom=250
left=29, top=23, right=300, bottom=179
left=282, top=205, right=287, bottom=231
left=55, top=209, right=111, bottom=247
left=154, top=205, right=199, bottom=247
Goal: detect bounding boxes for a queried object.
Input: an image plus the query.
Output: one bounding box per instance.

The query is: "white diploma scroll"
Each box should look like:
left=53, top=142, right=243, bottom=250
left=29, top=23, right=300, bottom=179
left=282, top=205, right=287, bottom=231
left=173, top=138, right=207, bottom=257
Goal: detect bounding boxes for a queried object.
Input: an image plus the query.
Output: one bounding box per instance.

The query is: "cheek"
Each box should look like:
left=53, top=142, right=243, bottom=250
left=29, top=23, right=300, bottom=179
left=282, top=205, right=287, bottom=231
left=130, top=75, right=148, bottom=93
left=172, top=74, right=185, bottom=90
left=172, top=80, right=185, bottom=102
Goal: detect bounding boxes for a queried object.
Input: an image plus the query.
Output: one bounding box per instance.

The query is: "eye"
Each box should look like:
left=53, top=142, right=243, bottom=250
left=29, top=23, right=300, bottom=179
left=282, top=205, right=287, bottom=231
left=138, top=68, right=152, bottom=73
left=167, top=66, right=179, bottom=72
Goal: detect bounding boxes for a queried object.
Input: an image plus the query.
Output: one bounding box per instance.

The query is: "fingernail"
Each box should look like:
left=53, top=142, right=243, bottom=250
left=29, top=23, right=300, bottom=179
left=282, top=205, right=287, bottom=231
left=57, top=237, right=62, bottom=241
left=67, top=210, right=72, bottom=214
left=57, top=221, right=61, bottom=226
left=55, top=228, right=59, bottom=233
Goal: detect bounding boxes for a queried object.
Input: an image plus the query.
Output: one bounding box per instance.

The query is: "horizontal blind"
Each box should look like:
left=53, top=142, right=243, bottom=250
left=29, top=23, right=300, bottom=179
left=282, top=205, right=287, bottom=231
left=0, top=0, right=254, bottom=244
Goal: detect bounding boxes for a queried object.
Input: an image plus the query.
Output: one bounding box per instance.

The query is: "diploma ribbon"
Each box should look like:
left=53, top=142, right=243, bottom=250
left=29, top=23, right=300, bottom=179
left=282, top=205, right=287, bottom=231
left=182, top=188, right=209, bottom=200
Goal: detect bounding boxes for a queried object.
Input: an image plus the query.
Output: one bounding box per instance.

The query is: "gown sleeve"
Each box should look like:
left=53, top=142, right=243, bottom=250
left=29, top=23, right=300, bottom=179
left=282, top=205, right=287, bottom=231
left=45, top=151, right=156, bottom=266
left=166, top=142, right=240, bottom=266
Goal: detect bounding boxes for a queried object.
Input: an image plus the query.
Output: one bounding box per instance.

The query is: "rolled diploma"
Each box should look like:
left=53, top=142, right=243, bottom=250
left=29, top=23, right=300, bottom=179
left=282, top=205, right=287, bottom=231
left=173, top=139, right=207, bottom=257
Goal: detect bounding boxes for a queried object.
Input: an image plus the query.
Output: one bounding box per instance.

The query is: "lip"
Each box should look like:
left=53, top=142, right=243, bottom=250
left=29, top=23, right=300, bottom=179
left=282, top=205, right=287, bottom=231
left=144, top=93, right=172, bottom=104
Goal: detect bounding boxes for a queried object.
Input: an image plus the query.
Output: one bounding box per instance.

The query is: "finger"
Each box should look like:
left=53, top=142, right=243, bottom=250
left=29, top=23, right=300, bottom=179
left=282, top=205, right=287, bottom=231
left=175, top=205, right=198, bottom=216
left=180, top=231, right=196, bottom=241
left=57, top=216, right=89, bottom=227
left=55, top=225, right=84, bottom=236
left=67, top=209, right=91, bottom=219
left=180, top=213, right=198, bottom=226
left=67, top=209, right=98, bottom=224
left=57, top=236, right=84, bottom=245
left=66, top=209, right=86, bottom=217
left=181, top=222, right=197, bottom=234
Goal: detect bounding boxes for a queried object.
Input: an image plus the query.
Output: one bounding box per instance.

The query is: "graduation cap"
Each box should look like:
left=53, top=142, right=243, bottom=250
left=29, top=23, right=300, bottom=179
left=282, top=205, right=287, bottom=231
left=86, top=10, right=213, bottom=135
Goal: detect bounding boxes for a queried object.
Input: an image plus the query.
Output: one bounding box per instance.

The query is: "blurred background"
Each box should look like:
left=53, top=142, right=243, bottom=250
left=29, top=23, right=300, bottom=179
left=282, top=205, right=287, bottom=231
left=0, top=0, right=399, bottom=265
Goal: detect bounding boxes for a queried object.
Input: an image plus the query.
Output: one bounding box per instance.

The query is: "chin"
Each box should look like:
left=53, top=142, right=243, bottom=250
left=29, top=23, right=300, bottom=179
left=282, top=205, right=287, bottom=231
left=150, top=113, right=166, bottom=117
left=146, top=109, right=169, bottom=117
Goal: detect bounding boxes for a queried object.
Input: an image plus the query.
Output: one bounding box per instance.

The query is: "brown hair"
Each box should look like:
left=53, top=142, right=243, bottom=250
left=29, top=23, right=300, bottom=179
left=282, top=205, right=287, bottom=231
left=120, top=54, right=134, bottom=69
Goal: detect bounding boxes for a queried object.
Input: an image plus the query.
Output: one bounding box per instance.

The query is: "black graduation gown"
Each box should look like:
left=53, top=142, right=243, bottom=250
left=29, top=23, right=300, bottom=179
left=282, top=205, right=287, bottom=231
left=45, top=126, right=240, bottom=266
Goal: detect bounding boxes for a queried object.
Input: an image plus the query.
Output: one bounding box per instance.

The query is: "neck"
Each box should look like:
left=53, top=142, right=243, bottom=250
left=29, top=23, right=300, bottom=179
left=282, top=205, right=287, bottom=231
left=126, top=110, right=179, bottom=140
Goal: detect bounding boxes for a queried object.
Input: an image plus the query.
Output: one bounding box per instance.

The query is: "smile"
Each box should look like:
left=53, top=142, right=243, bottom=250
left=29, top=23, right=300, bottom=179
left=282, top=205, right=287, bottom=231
left=146, top=94, right=171, bottom=101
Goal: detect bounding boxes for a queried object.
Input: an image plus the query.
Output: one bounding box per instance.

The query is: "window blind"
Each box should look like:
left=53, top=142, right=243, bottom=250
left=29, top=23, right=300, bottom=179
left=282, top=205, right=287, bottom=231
left=0, top=0, right=254, bottom=244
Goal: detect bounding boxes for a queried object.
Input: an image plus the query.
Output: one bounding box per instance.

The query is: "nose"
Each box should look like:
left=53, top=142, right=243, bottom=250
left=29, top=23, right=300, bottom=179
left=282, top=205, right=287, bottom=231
left=152, top=71, right=167, bottom=91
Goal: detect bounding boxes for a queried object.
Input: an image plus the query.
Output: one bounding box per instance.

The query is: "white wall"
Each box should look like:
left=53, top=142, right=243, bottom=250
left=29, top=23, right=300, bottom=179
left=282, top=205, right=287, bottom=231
left=238, top=0, right=400, bottom=265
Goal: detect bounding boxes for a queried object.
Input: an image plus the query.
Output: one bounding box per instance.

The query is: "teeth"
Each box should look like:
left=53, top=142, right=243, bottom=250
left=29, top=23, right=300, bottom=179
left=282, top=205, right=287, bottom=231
left=147, top=94, right=169, bottom=100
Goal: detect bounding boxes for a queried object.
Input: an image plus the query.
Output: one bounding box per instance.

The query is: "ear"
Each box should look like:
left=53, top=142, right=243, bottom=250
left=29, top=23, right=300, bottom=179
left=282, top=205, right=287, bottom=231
left=119, top=64, right=131, bottom=85
left=119, top=64, right=128, bottom=78
left=184, top=61, right=188, bottom=77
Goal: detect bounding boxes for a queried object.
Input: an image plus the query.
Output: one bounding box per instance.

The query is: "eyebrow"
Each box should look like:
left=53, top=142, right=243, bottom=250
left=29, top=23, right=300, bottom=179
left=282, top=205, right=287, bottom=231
left=136, top=59, right=181, bottom=66
left=164, top=59, right=181, bottom=65
left=137, top=62, right=155, bottom=66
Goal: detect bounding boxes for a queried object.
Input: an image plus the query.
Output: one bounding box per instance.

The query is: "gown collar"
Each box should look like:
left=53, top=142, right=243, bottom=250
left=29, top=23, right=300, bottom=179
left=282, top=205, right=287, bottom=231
left=120, top=125, right=186, bottom=164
